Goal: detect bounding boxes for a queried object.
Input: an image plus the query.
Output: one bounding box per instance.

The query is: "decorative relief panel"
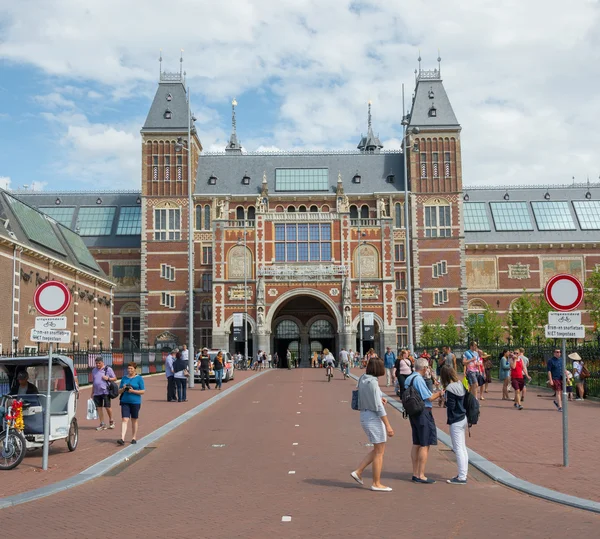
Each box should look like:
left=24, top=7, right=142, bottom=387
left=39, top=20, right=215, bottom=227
left=268, top=288, right=278, bottom=297
left=393, top=230, right=406, bottom=240
left=228, top=245, right=252, bottom=279
left=194, top=232, right=213, bottom=242
left=508, top=263, right=531, bottom=280
left=542, top=257, right=583, bottom=283
left=228, top=285, right=251, bottom=300
left=329, top=288, right=340, bottom=297
left=355, top=284, right=380, bottom=300
left=354, top=245, right=379, bottom=278
left=466, top=258, right=497, bottom=290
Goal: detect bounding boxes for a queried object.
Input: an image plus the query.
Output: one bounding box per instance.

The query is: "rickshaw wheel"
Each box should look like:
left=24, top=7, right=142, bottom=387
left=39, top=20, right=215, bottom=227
left=67, top=418, right=78, bottom=451
left=0, top=430, right=26, bottom=470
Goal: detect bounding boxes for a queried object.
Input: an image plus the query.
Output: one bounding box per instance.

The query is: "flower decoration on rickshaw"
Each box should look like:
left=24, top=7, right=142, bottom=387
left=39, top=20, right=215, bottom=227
left=6, top=399, right=24, bottom=432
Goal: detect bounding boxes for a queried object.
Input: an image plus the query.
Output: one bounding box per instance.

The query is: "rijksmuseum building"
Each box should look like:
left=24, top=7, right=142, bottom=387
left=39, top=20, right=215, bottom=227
left=15, top=64, right=600, bottom=358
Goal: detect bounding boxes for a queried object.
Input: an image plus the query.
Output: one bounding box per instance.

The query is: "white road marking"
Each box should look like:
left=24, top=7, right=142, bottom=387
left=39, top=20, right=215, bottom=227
left=295, top=424, right=300, bottom=427
left=293, top=442, right=299, bottom=446
left=288, top=471, right=296, bottom=474
left=212, top=444, right=226, bottom=448
left=297, top=412, right=301, bottom=414
left=282, top=516, right=292, bottom=522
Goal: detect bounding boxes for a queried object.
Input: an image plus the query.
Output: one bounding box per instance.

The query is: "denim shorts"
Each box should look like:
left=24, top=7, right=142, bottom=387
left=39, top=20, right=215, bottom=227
left=467, top=371, right=479, bottom=386
left=409, top=408, right=438, bottom=447
left=121, top=403, right=141, bottom=419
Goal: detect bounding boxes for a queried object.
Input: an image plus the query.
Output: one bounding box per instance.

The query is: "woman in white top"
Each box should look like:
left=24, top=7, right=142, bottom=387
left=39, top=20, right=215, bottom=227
left=351, top=358, right=395, bottom=492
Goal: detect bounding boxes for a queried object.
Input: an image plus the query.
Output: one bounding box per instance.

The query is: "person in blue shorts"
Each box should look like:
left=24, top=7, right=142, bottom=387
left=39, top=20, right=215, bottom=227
left=117, top=362, right=145, bottom=445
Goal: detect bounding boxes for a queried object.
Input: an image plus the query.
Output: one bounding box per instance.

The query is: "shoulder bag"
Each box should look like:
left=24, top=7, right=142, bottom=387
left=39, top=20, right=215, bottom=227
left=104, top=367, right=119, bottom=399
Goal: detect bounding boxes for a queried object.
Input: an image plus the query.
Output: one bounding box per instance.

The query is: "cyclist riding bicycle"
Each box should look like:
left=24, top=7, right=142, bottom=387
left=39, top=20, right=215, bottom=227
left=323, top=348, right=335, bottom=378
left=339, top=348, right=350, bottom=377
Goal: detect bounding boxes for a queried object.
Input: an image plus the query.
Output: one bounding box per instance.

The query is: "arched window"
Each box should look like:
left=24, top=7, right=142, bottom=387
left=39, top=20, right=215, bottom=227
left=201, top=300, right=212, bottom=320
left=309, top=319, right=334, bottom=338
left=350, top=205, right=359, bottom=219
left=287, top=205, right=296, bottom=213
left=195, top=205, right=202, bottom=231
left=204, top=204, right=211, bottom=230
left=236, top=206, right=245, bottom=220
left=360, top=205, right=369, bottom=219
left=395, top=203, right=403, bottom=228
left=299, top=205, right=307, bottom=212
left=247, top=206, right=256, bottom=221
left=275, top=320, right=300, bottom=339
left=310, top=205, right=318, bottom=212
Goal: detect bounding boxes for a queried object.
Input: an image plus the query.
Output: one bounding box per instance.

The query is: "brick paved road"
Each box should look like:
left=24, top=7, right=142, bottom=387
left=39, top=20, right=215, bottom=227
left=2, top=368, right=599, bottom=538
left=356, top=366, right=600, bottom=502
left=7, top=370, right=259, bottom=496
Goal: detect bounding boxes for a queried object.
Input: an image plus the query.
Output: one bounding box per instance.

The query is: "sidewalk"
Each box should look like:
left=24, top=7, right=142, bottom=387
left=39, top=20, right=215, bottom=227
left=354, top=367, right=600, bottom=503
left=6, top=370, right=260, bottom=497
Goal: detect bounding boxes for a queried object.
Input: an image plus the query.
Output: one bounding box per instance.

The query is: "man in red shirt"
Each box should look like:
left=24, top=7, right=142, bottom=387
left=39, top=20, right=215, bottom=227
left=510, top=350, right=531, bottom=410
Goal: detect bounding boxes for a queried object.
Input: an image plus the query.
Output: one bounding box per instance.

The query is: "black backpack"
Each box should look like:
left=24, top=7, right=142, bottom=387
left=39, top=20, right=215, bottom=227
left=464, top=391, right=480, bottom=436
left=104, top=367, right=119, bottom=399
left=401, top=376, right=425, bottom=419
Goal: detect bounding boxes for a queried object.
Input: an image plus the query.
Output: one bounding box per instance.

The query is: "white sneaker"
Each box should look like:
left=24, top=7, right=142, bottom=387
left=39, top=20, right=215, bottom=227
left=96, top=423, right=107, bottom=431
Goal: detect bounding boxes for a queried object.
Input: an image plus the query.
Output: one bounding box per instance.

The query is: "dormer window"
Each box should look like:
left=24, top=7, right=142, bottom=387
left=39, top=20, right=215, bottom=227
left=428, top=106, right=437, bottom=117
left=386, top=174, right=395, bottom=184
left=428, top=88, right=435, bottom=99
left=208, top=175, right=217, bottom=185
left=242, top=174, right=250, bottom=185
left=353, top=173, right=361, bottom=184
left=164, top=109, right=172, bottom=119
left=166, top=93, right=172, bottom=101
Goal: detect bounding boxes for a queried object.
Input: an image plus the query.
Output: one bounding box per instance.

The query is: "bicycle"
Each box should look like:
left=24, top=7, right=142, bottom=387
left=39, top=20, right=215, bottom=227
left=326, top=364, right=333, bottom=382
left=1, top=396, right=27, bottom=470
left=341, top=362, right=349, bottom=380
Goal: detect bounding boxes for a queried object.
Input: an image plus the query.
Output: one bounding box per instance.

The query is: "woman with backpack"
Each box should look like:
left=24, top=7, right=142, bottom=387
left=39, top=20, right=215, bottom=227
left=351, top=358, right=395, bottom=492
left=440, top=366, right=468, bottom=485
left=499, top=350, right=511, bottom=400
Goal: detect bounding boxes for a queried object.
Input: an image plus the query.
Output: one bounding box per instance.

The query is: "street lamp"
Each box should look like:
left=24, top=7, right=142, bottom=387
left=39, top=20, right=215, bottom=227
left=237, top=232, right=249, bottom=365
left=175, top=86, right=195, bottom=387
left=357, top=230, right=367, bottom=360
left=401, top=83, right=419, bottom=354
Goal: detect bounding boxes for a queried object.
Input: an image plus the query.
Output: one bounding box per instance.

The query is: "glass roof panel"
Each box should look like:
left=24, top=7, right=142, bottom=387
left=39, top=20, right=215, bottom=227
left=59, top=225, right=100, bottom=272
left=275, top=169, right=329, bottom=192
left=573, top=201, right=600, bottom=230
left=77, top=207, right=116, bottom=236
left=531, top=201, right=576, bottom=231
left=6, top=195, right=67, bottom=256
left=40, top=206, right=75, bottom=228
left=489, top=202, right=533, bottom=231
left=463, top=203, right=490, bottom=231
left=116, top=206, right=142, bottom=235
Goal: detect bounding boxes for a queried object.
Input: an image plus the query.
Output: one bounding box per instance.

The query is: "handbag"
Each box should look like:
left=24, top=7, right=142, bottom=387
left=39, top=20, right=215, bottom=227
left=581, top=367, right=590, bottom=379
left=351, top=389, right=360, bottom=411
left=86, top=398, right=98, bottom=420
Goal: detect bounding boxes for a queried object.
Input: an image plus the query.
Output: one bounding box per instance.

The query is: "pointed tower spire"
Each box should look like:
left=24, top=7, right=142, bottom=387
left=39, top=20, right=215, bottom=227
left=225, top=98, right=242, bottom=153
left=180, top=49, right=184, bottom=78
left=357, top=100, right=383, bottom=153
left=437, top=49, right=442, bottom=75
left=159, top=49, right=163, bottom=80
left=418, top=50, right=422, bottom=74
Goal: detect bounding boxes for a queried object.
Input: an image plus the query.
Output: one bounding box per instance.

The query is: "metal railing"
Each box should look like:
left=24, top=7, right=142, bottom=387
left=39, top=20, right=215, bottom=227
left=350, top=218, right=380, bottom=227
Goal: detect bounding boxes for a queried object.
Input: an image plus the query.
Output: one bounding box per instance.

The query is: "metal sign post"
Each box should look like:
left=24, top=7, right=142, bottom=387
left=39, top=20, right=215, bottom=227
left=43, top=343, right=52, bottom=471
left=544, top=274, right=584, bottom=468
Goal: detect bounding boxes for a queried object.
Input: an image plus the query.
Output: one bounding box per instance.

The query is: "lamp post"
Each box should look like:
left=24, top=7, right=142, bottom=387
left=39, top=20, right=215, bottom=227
left=237, top=232, right=249, bottom=365
left=401, top=83, right=419, bottom=354
left=357, top=230, right=367, bottom=360
left=175, top=87, right=195, bottom=387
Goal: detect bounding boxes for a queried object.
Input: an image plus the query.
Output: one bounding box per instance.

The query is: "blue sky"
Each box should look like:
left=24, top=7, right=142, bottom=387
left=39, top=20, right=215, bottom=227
left=1, top=0, right=600, bottom=192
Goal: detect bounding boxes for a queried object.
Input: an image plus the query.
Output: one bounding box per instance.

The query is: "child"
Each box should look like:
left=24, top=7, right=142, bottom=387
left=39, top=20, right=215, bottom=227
left=566, top=370, right=574, bottom=401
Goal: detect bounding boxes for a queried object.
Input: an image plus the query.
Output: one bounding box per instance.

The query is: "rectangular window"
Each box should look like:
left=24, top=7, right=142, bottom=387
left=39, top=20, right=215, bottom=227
left=394, top=244, right=405, bottom=262
left=160, top=292, right=175, bottom=309
left=274, top=223, right=331, bottom=263
left=432, top=152, right=439, bottom=178
left=160, top=264, right=176, bottom=281
left=164, top=155, right=171, bottom=181
left=154, top=208, right=181, bottom=240
left=112, top=265, right=141, bottom=279
left=420, top=153, right=427, bottom=179
left=153, top=156, right=159, bottom=181
left=195, top=206, right=202, bottom=231
left=432, top=261, right=448, bottom=278
left=531, top=201, right=576, bottom=231
left=425, top=205, right=451, bottom=238
left=395, top=271, right=406, bottom=290
left=201, top=273, right=212, bottom=292
left=40, top=207, right=76, bottom=228
left=573, top=200, right=600, bottom=230
left=490, top=202, right=533, bottom=231
left=444, top=152, right=451, bottom=178
left=199, top=328, right=212, bottom=349
left=177, top=155, right=183, bottom=181
left=202, top=246, right=213, bottom=265
left=463, top=203, right=491, bottom=232
left=275, top=168, right=329, bottom=192
left=77, top=207, right=116, bottom=236
left=433, top=289, right=449, bottom=306
left=396, top=301, right=407, bottom=318
left=397, top=326, right=408, bottom=348
left=116, top=206, right=142, bottom=235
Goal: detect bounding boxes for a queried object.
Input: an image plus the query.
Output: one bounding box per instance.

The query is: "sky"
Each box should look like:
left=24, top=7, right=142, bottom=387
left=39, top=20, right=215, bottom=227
left=1, top=0, right=599, bottom=192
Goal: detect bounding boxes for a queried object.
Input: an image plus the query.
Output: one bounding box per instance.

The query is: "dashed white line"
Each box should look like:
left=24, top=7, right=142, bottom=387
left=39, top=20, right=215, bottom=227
left=288, top=471, right=296, bottom=474
left=293, top=442, right=299, bottom=446
left=295, top=424, right=300, bottom=427
left=282, top=516, right=292, bottom=522
left=297, top=412, right=301, bottom=414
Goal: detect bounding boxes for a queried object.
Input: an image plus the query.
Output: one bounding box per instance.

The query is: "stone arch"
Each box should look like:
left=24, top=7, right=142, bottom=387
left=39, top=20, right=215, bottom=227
left=265, top=288, right=343, bottom=332
left=353, top=243, right=380, bottom=278
left=119, top=302, right=140, bottom=315
left=352, top=312, right=385, bottom=333
left=468, top=298, right=488, bottom=310
left=223, top=313, right=257, bottom=335
left=227, top=245, right=253, bottom=279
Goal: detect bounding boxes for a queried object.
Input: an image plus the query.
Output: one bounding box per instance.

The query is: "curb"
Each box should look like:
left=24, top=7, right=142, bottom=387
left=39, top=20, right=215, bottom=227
left=0, top=370, right=271, bottom=510
left=349, top=373, right=600, bottom=514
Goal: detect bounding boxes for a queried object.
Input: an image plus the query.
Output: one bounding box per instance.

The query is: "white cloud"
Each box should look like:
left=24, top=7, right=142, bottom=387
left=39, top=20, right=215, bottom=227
left=0, top=176, right=11, bottom=189
left=1, top=0, right=600, bottom=187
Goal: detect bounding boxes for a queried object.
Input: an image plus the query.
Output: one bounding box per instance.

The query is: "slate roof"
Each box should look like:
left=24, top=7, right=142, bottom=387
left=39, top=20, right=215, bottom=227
left=11, top=192, right=142, bottom=249
left=408, top=71, right=460, bottom=130
left=0, top=189, right=110, bottom=279
left=142, top=80, right=190, bottom=133
left=463, top=184, right=600, bottom=244
left=194, top=151, right=406, bottom=196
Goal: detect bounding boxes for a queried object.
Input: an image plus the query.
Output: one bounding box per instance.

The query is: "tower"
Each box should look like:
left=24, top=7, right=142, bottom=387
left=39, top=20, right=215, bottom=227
left=357, top=101, right=383, bottom=153
left=139, top=54, right=202, bottom=348
left=406, top=57, right=466, bottom=343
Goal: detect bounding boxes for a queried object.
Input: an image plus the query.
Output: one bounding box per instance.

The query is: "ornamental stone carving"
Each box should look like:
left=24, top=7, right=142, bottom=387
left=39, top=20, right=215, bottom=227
left=228, top=245, right=251, bottom=279
left=329, top=288, right=340, bottom=296
left=508, top=263, right=531, bottom=280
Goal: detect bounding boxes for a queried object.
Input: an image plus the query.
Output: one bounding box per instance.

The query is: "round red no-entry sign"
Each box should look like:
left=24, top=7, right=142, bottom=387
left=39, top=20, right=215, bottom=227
left=33, top=280, right=72, bottom=316
left=544, top=274, right=584, bottom=312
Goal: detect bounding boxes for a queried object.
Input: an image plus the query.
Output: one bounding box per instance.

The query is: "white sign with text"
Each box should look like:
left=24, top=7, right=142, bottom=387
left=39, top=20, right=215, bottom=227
left=548, top=311, right=581, bottom=326
left=34, top=316, right=68, bottom=330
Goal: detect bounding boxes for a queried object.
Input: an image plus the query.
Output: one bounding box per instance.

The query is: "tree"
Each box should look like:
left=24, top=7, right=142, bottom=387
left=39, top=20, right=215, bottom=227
left=432, top=319, right=444, bottom=346
left=508, top=294, right=536, bottom=345
left=533, top=294, right=553, bottom=341
left=586, top=266, right=600, bottom=334
left=442, top=315, right=461, bottom=346
left=466, top=307, right=504, bottom=346
left=420, top=321, right=435, bottom=348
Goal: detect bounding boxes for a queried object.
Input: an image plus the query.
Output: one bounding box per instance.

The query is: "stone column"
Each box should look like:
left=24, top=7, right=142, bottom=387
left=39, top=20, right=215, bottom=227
left=300, top=329, right=310, bottom=364
left=257, top=331, right=270, bottom=355
left=212, top=330, right=228, bottom=351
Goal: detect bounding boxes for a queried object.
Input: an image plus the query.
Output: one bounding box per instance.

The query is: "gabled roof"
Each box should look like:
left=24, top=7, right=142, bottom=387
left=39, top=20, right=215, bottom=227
left=11, top=191, right=142, bottom=249
left=408, top=70, right=460, bottom=130
left=194, top=151, right=405, bottom=196
left=142, top=79, right=189, bottom=133
left=0, top=189, right=110, bottom=280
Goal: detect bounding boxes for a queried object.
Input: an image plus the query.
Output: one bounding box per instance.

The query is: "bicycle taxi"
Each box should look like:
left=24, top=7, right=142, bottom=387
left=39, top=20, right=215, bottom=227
left=0, top=355, right=79, bottom=470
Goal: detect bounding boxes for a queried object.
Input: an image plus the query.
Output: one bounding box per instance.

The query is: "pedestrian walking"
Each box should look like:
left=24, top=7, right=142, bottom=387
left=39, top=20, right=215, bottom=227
left=499, top=349, right=511, bottom=400
left=117, top=362, right=145, bottom=445
left=394, top=350, right=413, bottom=399
left=91, top=357, right=117, bottom=431
left=317, top=352, right=322, bottom=369
left=570, top=353, right=587, bottom=400
left=547, top=349, right=565, bottom=412
left=440, top=366, right=468, bottom=485
left=384, top=347, right=396, bottom=387
left=463, top=341, right=482, bottom=400
left=482, top=352, right=492, bottom=394
left=510, top=350, right=530, bottom=410
left=348, top=349, right=356, bottom=368
left=198, top=348, right=211, bottom=389
left=267, top=353, right=272, bottom=369
left=173, top=352, right=188, bottom=402
left=351, top=358, right=394, bottom=492
left=405, top=358, right=444, bottom=484
left=440, top=346, right=457, bottom=372
left=213, top=351, right=225, bottom=390
left=273, top=352, right=279, bottom=369
left=287, top=348, right=292, bottom=369
left=165, top=348, right=177, bottom=402
left=518, top=348, right=529, bottom=402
